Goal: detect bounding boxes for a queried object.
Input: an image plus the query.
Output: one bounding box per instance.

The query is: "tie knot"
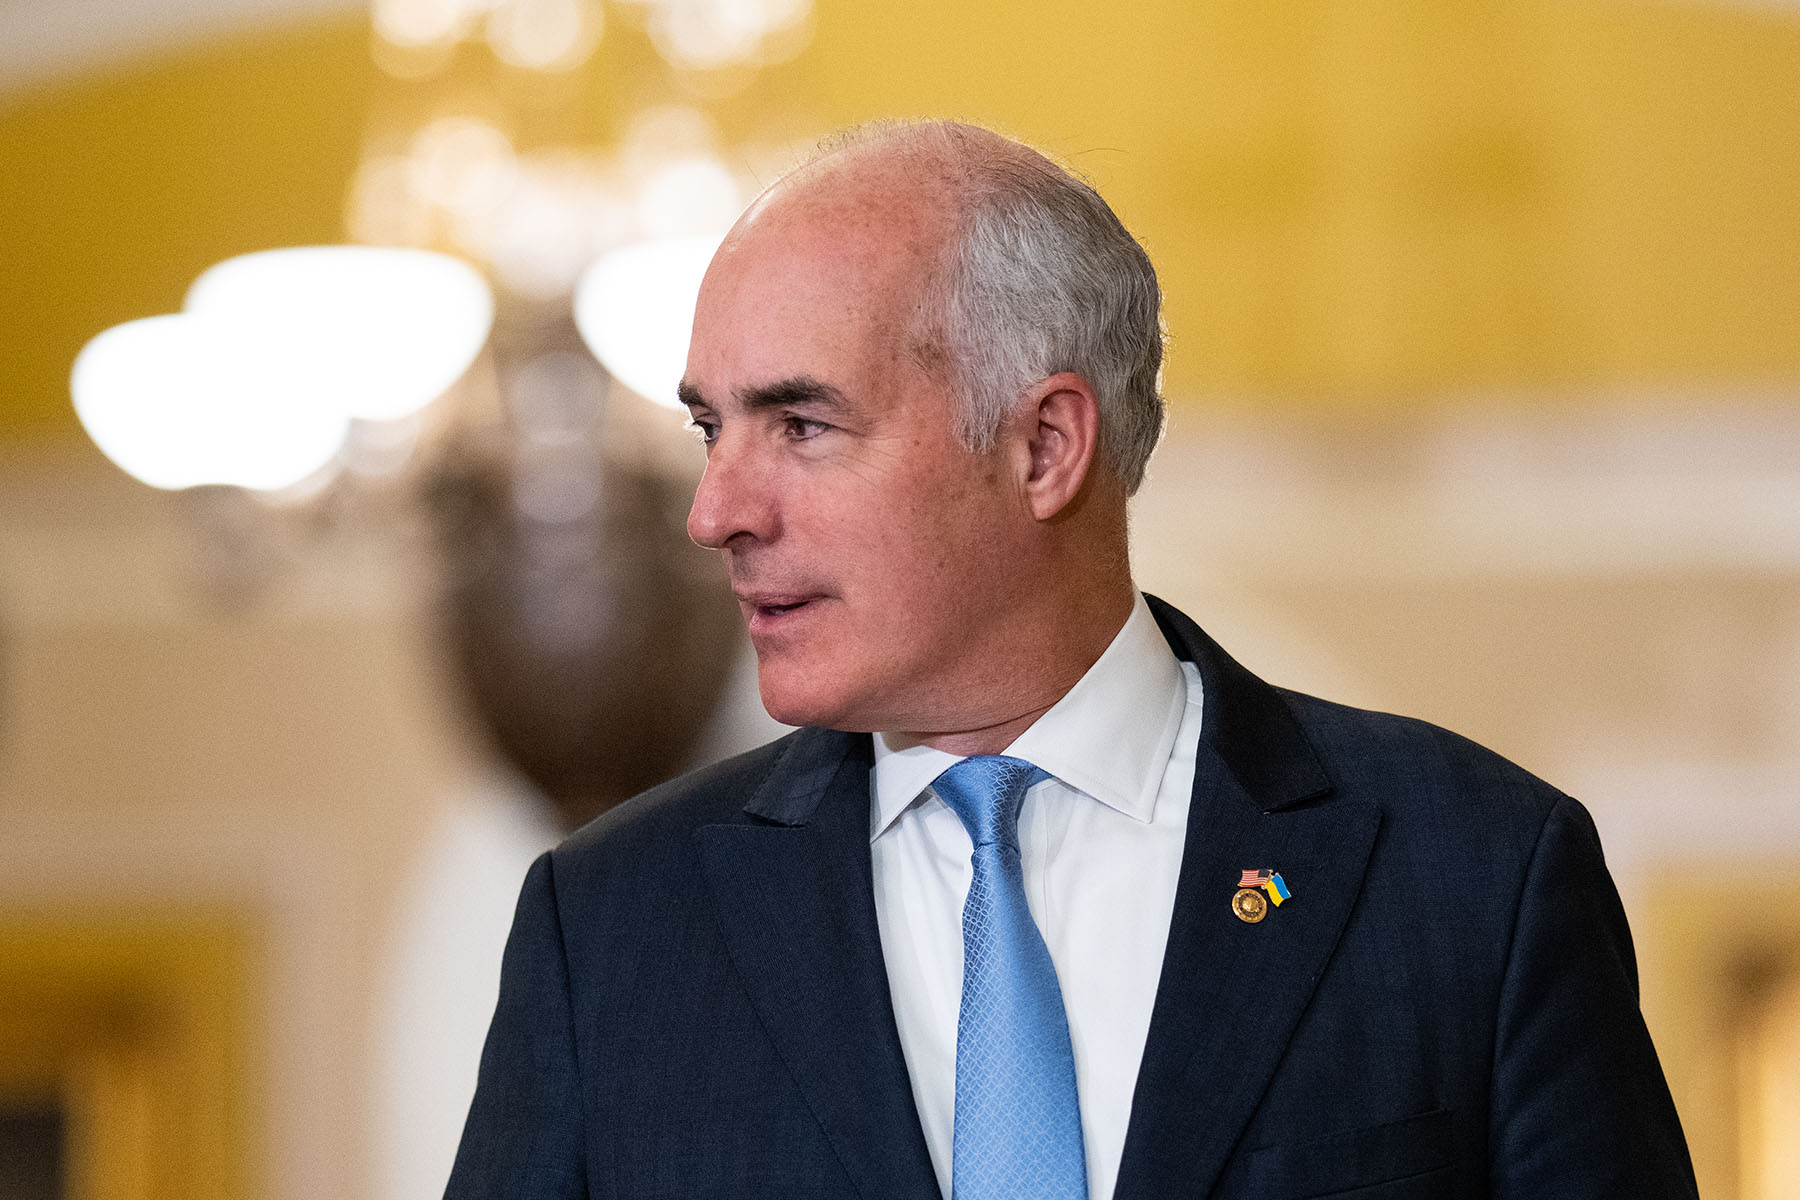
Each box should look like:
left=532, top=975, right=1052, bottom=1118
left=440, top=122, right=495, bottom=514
left=930, top=755, right=1048, bottom=850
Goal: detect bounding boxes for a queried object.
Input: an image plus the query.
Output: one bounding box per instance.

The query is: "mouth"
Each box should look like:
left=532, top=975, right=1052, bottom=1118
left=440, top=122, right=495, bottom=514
left=735, top=592, right=826, bottom=627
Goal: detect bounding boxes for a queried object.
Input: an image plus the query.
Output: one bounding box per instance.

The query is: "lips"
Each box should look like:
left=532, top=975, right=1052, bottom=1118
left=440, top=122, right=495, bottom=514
left=734, top=590, right=827, bottom=632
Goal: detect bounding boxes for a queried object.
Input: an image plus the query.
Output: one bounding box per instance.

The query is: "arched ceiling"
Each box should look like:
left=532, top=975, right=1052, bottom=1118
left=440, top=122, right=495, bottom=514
left=0, top=0, right=357, bottom=93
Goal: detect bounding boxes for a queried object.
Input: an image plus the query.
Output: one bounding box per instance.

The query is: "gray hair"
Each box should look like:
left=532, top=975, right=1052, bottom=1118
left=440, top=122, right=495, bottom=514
left=811, top=120, right=1166, bottom=495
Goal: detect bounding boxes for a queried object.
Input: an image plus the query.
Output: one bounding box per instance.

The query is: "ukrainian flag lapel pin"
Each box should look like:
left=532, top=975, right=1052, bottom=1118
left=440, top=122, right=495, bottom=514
left=1233, top=869, right=1292, bottom=923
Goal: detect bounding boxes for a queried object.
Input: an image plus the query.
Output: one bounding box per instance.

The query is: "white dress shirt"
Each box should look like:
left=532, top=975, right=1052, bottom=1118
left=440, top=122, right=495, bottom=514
left=870, top=594, right=1205, bottom=1200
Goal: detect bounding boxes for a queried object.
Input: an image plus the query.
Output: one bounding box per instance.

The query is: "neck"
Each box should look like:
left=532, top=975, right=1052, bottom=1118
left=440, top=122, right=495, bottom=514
left=888, top=577, right=1137, bottom=757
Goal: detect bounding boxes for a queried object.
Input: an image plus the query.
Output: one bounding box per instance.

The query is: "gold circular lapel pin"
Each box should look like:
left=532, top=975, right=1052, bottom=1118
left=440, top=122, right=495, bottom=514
left=1233, top=869, right=1291, bottom=923
left=1232, top=887, right=1269, bottom=923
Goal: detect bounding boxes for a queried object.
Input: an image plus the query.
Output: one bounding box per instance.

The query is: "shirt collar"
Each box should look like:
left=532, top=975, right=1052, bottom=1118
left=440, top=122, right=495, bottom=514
left=870, top=592, right=1189, bottom=841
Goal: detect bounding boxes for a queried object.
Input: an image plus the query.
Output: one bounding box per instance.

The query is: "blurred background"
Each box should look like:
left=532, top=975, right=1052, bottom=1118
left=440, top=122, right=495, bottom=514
left=1, top=0, right=1797, bottom=1197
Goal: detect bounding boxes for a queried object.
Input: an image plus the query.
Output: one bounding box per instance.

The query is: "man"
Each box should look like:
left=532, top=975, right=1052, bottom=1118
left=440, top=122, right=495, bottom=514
left=448, top=121, right=1697, bottom=1199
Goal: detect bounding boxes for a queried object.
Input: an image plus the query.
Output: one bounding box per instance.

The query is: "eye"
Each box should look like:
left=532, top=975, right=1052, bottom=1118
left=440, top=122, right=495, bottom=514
left=685, top=416, right=718, bottom=444
left=782, top=415, right=829, bottom=440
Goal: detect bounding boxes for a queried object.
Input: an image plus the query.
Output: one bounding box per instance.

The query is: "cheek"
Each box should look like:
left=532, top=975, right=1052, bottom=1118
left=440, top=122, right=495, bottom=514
left=869, top=513, right=1012, bottom=639
left=845, top=507, right=970, bottom=601
left=808, top=445, right=1012, bottom=607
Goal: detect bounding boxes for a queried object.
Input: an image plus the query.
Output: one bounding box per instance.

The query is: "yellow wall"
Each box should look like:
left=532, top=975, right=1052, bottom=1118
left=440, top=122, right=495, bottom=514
left=2, top=0, right=1798, bottom=440
left=0, top=16, right=373, bottom=437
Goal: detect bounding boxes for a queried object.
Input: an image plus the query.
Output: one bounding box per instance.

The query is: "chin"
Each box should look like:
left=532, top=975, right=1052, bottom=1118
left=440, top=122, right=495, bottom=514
left=755, top=663, right=870, bottom=732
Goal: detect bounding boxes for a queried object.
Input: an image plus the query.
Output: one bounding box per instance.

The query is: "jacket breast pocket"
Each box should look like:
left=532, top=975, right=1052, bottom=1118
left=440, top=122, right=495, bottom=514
left=1240, top=1107, right=1454, bottom=1199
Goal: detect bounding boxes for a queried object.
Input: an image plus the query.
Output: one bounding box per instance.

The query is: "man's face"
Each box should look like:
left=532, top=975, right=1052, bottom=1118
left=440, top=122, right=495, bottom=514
left=680, top=190, right=1028, bottom=734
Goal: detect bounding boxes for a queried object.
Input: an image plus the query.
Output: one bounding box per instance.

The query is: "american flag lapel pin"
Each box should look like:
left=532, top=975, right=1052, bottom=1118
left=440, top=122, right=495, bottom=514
left=1232, top=869, right=1292, bottom=923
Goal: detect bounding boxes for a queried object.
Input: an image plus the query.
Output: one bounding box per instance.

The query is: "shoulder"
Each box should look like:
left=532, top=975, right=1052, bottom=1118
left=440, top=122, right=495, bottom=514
left=536, top=726, right=877, bottom=925
left=1154, top=591, right=1581, bottom=869
left=1277, top=687, right=1592, bottom=907
left=1283, top=688, right=1564, bottom=810
left=1153, top=591, right=1568, bottom=835
left=548, top=730, right=806, bottom=875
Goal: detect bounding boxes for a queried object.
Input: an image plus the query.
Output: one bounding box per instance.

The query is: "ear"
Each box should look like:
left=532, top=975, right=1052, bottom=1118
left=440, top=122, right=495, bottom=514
left=1015, top=372, right=1102, bottom=521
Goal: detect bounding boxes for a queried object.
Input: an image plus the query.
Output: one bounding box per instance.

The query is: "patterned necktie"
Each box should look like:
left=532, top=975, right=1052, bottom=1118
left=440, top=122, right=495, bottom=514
left=931, top=755, right=1089, bottom=1200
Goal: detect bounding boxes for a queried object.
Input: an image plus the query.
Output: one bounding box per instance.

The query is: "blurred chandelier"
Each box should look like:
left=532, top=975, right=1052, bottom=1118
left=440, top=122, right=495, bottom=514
left=372, top=0, right=813, bottom=77
left=73, top=247, right=494, bottom=491
left=69, top=0, right=819, bottom=825
left=351, top=0, right=814, bottom=390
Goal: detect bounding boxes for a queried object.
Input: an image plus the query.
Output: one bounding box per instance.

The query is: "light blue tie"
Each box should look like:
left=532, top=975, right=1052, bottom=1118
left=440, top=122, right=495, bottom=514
left=932, top=755, right=1088, bottom=1200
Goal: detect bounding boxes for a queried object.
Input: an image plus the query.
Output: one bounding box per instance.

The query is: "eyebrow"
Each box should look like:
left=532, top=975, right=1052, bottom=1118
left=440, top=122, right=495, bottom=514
left=678, top=376, right=852, bottom=413
left=742, top=376, right=851, bottom=413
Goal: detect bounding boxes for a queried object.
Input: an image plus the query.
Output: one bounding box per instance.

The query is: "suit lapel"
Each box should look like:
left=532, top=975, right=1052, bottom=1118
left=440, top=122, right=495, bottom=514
left=694, top=727, right=940, bottom=1200
left=1112, top=599, right=1382, bottom=1200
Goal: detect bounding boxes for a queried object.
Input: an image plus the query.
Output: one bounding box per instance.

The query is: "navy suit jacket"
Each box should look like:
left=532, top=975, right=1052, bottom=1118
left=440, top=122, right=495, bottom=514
left=447, top=596, right=1698, bottom=1199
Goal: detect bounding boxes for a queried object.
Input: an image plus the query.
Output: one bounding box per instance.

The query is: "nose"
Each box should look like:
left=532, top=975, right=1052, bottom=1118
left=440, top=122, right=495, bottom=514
left=687, top=436, right=775, bottom=550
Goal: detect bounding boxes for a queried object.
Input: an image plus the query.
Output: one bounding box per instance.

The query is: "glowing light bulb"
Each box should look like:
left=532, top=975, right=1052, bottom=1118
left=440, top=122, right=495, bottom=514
left=647, top=0, right=811, bottom=70
left=407, top=117, right=518, bottom=218
left=374, top=0, right=473, bottom=47
left=572, top=235, right=721, bottom=409
left=72, top=246, right=495, bottom=493
left=71, top=313, right=351, bottom=491
left=185, top=246, right=495, bottom=422
left=636, top=155, right=742, bottom=239
left=486, top=0, right=603, bottom=71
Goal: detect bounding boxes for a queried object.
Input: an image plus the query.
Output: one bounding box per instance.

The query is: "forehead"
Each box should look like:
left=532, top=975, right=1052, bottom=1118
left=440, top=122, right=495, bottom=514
left=683, top=167, right=950, bottom=402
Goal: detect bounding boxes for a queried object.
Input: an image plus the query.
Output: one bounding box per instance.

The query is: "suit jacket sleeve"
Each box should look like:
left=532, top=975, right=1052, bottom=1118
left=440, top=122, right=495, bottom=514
left=1488, top=797, right=1697, bottom=1198
left=445, top=851, right=588, bottom=1200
